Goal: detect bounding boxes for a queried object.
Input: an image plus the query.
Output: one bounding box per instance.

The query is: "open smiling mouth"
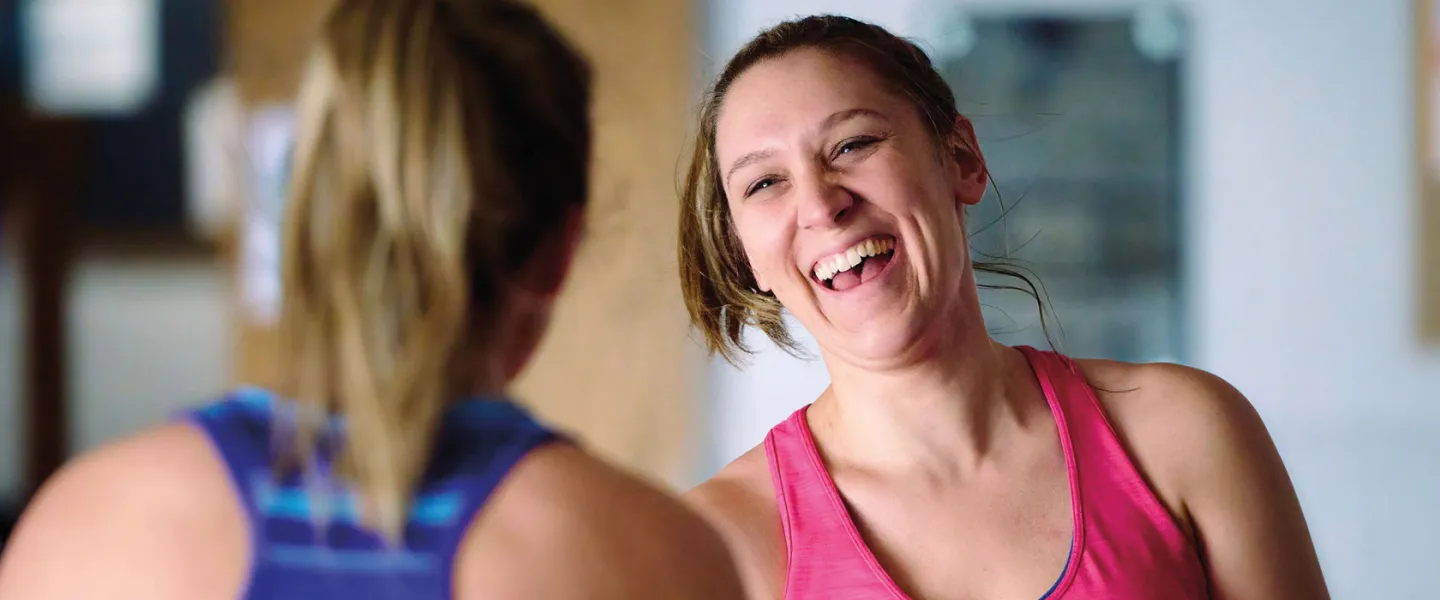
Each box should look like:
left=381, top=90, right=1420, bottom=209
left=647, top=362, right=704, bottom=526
left=813, top=236, right=897, bottom=292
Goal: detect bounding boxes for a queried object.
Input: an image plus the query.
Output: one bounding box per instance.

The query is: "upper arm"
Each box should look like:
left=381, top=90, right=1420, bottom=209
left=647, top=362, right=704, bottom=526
left=683, top=454, right=786, bottom=600
left=1101, top=364, right=1330, bottom=600
left=455, top=443, right=746, bottom=600
left=0, top=424, right=247, bottom=600
left=625, top=488, right=749, bottom=600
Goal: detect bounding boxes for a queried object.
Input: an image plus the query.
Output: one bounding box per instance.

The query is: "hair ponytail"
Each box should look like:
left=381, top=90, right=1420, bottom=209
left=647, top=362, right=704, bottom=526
left=274, top=0, right=591, bottom=542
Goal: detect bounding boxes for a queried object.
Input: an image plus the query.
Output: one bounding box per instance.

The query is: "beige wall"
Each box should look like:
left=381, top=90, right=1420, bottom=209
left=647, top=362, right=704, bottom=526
left=510, top=0, right=698, bottom=487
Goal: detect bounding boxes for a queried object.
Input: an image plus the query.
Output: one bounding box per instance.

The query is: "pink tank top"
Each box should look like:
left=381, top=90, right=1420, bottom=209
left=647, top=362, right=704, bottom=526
left=763, top=346, right=1209, bottom=599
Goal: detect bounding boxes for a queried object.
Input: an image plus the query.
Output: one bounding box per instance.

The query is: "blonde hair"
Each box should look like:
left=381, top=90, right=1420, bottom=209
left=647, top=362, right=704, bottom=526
left=275, top=0, right=591, bottom=542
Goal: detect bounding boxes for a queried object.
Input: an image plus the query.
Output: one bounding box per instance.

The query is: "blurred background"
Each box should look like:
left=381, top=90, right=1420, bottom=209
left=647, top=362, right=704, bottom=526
left=0, top=0, right=1436, bottom=597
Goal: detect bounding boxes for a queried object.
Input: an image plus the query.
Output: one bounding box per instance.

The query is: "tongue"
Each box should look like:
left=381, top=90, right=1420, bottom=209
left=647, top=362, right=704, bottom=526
left=860, top=253, right=892, bottom=283
left=831, top=268, right=863, bottom=291
left=829, top=253, right=893, bottom=292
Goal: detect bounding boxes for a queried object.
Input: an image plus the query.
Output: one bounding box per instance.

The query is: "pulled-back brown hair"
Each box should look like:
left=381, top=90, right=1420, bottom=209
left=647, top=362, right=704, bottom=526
left=275, top=0, right=590, bottom=541
left=679, top=14, right=1047, bottom=366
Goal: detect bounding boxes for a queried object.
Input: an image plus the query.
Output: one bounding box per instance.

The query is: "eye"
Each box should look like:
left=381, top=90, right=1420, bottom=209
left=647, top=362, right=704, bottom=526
left=833, top=136, right=880, bottom=159
left=745, top=177, right=779, bottom=198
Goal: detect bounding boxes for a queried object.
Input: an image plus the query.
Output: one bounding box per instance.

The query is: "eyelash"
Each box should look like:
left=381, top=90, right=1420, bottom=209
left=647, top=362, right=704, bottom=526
left=745, top=176, right=781, bottom=198
left=832, top=135, right=881, bottom=159
left=741, top=134, right=887, bottom=198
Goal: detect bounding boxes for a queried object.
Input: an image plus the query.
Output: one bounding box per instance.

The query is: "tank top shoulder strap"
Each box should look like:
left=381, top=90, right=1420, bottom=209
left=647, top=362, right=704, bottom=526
left=764, top=406, right=908, bottom=598
left=182, top=386, right=280, bottom=524
left=424, top=398, right=564, bottom=544
left=1014, top=346, right=1103, bottom=447
left=765, top=407, right=846, bottom=550
left=1014, top=345, right=1157, bottom=501
left=1015, top=345, right=1205, bottom=596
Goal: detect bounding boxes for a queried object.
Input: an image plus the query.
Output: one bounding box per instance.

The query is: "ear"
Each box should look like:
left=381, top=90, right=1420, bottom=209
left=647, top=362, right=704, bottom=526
left=946, top=115, right=988, bottom=208
left=515, top=207, right=585, bottom=297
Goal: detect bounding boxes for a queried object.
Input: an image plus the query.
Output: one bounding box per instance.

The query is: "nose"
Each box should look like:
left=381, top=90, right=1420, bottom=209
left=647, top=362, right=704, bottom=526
left=795, top=172, right=854, bottom=230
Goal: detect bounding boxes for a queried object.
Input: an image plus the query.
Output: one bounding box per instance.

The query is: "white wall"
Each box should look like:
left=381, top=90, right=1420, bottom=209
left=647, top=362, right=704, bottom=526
left=66, top=256, right=231, bottom=451
left=702, top=0, right=1440, bottom=597
left=0, top=253, right=230, bottom=505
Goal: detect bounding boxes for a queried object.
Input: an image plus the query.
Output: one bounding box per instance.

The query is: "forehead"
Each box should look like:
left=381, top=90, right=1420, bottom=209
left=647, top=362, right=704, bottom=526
left=715, top=48, right=914, bottom=160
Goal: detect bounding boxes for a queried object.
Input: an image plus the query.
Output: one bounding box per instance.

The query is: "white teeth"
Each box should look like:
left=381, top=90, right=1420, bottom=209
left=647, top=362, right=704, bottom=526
left=812, top=237, right=896, bottom=283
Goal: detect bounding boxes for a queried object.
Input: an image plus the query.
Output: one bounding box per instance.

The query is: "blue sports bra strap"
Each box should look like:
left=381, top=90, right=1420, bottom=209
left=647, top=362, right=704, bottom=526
left=430, top=424, right=561, bottom=561
left=179, top=388, right=280, bottom=525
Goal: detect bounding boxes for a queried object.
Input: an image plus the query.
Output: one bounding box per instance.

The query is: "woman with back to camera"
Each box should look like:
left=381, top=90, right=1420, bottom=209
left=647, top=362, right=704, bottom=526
left=0, top=1, right=744, bottom=598
left=680, top=15, right=1329, bottom=600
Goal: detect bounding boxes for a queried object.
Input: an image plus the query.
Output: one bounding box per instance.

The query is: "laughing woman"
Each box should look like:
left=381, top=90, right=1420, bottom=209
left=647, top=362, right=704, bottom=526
left=679, top=15, right=1329, bottom=600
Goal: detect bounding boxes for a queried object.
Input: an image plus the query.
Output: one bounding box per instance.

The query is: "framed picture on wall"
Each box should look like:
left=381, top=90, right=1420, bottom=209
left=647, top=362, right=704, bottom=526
left=925, top=11, right=1189, bottom=364
left=1419, top=0, right=1440, bottom=344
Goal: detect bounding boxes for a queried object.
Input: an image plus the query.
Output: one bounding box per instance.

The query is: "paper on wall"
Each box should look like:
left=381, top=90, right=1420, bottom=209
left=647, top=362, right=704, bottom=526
left=239, top=105, right=296, bottom=325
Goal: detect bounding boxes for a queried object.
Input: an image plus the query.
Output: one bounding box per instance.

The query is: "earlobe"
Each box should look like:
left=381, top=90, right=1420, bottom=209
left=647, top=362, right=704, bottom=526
left=953, top=160, right=988, bottom=207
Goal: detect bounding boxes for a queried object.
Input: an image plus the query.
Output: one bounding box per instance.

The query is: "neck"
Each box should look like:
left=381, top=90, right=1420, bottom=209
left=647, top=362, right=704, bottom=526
left=454, top=350, right=509, bottom=401
left=454, top=330, right=521, bottom=401
left=457, top=297, right=547, bottom=401
left=811, top=285, right=1040, bottom=475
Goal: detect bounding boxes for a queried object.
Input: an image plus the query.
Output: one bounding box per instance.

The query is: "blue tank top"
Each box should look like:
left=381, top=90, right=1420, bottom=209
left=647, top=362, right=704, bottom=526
left=181, top=387, right=562, bottom=599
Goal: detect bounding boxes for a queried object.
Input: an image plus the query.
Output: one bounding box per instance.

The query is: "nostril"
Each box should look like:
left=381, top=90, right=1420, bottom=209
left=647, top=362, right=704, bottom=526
left=831, top=190, right=858, bottom=222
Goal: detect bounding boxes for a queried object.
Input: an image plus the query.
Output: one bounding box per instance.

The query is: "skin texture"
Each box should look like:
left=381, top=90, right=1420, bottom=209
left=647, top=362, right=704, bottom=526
left=0, top=222, right=746, bottom=600
left=690, top=48, right=1329, bottom=600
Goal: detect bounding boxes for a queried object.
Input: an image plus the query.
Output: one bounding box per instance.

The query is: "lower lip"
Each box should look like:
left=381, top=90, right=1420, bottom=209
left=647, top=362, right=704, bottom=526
left=815, top=242, right=901, bottom=294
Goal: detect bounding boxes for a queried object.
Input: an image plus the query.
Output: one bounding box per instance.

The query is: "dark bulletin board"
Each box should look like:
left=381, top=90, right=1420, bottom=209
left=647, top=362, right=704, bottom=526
left=0, top=0, right=223, bottom=236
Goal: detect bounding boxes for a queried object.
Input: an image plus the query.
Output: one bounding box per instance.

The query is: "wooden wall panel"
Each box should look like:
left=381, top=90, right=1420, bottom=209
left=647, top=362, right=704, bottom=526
left=226, top=0, right=338, bottom=106
left=223, top=0, right=700, bottom=486
left=1421, top=0, right=1440, bottom=344
left=514, top=0, right=698, bottom=487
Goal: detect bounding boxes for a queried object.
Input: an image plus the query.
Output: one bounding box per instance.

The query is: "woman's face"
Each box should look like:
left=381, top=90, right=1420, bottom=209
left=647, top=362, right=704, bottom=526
left=714, top=48, right=988, bottom=366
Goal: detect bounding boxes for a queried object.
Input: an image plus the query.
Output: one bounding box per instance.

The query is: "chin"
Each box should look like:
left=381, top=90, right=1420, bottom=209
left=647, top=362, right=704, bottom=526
left=813, top=313, right=935, bottom=368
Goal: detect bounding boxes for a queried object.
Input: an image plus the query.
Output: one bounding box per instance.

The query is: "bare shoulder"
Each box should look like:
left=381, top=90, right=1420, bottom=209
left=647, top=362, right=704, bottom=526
left=685, top=444, right=776, bottom=542
left=0, top=423, right=248, bottom=600
left=1072, top=359, right=1271, bottom=512
left=1074, top=359, right=1270, bottom=472
left=455, top=442, right=744, bottom=600
left=1074, top=357, right=1262, bottom=446
left=1073, top=358, right=1329, bottom=597
left=683, top=444, right=785, bottom=600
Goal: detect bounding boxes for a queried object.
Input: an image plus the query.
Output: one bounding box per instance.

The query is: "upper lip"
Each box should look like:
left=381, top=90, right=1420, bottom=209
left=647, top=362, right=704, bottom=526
left=805, top=232, right=896, bottom=277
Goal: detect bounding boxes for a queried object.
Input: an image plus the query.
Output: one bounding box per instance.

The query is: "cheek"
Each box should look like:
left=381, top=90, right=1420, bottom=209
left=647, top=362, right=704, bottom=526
left=888, top=162, right=962, bottom=228
left=853, top=154, right=940, bottom=213
left=730, top=204, right=796, bottom=280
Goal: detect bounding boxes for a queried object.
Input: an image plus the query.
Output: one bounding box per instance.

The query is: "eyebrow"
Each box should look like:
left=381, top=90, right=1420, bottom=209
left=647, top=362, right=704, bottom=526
left=724, top=149, right=777, bottom=190
left=723, top=108, right=889, bottom=189
left=821, top=107, right=886, bottom=131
